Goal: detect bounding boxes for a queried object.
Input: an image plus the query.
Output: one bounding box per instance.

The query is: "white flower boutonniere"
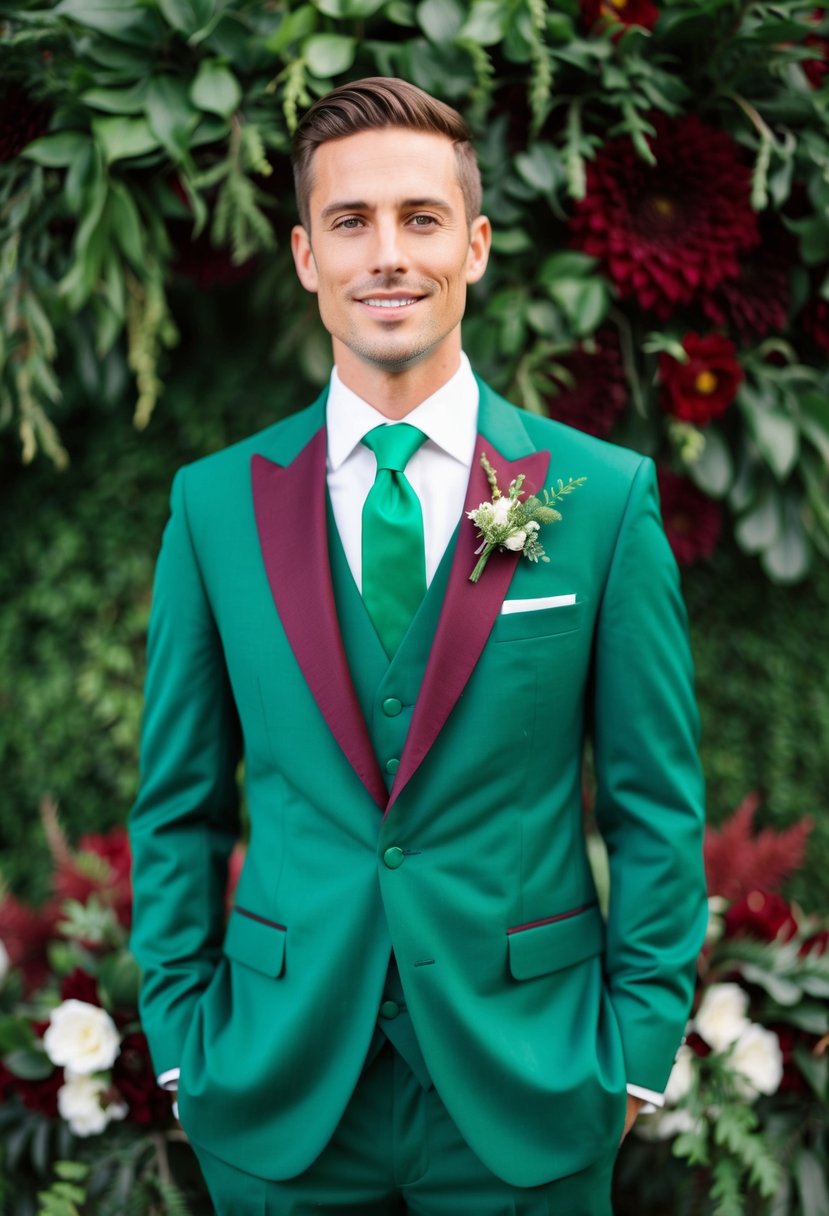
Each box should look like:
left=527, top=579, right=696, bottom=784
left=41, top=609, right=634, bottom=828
left=467, top=452, right=586, bottom=583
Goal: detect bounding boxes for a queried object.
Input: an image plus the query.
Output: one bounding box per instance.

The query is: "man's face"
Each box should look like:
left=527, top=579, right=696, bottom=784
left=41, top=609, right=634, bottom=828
left=291, top=128, right=490, bottom=388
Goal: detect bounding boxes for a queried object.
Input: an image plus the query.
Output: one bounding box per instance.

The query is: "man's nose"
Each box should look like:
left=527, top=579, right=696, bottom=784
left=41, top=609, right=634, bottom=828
left=370, top=218, right=409, bottom=277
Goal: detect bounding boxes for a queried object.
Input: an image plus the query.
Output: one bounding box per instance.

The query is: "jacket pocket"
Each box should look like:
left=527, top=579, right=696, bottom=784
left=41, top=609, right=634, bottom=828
left=223, top=906, right=286, bottom=978
left=507, top=902, right=604, bottom=980
left=493, top=600, right=583, bottom=643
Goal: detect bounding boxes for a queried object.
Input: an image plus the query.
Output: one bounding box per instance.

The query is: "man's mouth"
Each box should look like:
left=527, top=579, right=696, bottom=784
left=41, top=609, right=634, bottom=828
left=356, top=293, right=424, bottom=311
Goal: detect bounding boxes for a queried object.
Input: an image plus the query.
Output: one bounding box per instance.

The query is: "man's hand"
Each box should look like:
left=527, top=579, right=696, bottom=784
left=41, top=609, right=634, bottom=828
left=621, top=1095, right=644, bottom=1141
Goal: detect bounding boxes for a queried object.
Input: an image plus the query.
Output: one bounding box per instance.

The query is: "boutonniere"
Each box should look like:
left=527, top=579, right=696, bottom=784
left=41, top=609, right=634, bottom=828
left=467, top=452, right=586, bottom=583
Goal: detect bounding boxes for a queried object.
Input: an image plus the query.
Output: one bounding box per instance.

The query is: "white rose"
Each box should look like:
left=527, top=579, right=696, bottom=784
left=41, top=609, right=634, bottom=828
left=705, top=896, right=728, bottom=947
left=503, top=530, right=527, bottom=552
left=57, top=1073, right=128, bottom=1137
left=491, top=496, right=512, bottom=525
left=0, top=938, right=10, bottom=986
left=43, top=1000, right=121, bottom=1075
left=664, top=1044, right=695, bottom=1106
left=729, top=1024, right=784, bottom=1100
left=694, top=983, right=750, bottom=1052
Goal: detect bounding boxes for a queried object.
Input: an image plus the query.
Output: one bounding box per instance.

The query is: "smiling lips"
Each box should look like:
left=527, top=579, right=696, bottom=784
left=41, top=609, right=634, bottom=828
left=357, top=293, right=423, bottom=311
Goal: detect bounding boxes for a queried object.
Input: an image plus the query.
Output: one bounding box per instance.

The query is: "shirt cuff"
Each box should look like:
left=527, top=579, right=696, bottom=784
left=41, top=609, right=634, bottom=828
left=626, top=1083, right=664, bottom=1110
left=157, top=1067, right=180, bottom=1091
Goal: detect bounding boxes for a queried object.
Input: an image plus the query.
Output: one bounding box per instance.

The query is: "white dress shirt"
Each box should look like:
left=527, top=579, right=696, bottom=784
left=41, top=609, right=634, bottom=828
left=326, top=354, right=479, bottom=589
left=158, top=352, right=663, bottom=1109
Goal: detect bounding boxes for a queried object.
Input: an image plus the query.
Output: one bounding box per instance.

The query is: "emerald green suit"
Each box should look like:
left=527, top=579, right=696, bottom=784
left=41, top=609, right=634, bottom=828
left=129, top=380, right=706, bottom=1190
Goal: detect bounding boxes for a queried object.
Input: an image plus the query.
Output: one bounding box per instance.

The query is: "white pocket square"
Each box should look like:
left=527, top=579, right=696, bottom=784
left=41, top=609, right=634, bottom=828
left=500, top=594, right=576, bottom=615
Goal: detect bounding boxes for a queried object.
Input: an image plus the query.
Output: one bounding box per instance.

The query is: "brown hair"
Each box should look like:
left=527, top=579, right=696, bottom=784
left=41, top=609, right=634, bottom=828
left=291, top=76, right=482, bottom=229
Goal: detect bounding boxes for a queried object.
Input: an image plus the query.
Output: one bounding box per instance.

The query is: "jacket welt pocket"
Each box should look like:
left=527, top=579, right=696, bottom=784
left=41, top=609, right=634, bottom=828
left=494, top=601, right=582, bottom=643
left=223, top=906, right=286, bottom=978
left=507, top=902, right=604, bottom=980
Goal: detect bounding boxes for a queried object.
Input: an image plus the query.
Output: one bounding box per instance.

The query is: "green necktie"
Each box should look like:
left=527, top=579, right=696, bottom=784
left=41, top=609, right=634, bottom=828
left=361, top=424, right=428, bottom=657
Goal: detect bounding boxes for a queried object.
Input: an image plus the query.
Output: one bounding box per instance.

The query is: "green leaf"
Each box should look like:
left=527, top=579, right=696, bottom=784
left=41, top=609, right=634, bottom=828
left=538, top=251, right=598, bottom=285
left=740, top=390, right=800, bottom=480
left=315, top=0, right=386, bottom=14
left=762, top=503, right=811, bottom=584
left=303, top=33, right=357, bottom=78
left=144, top=75, right=200, bottom=161
left=795, top=1147, right=829, bottom=1216
left=157, top=0, right=215, bottom=37
left=264, top=5, right=317, bottom=54
left=109, top=182, right=144, bottom=267
left=458, top=0, right=506, bottom=45
left=514, top=143, right=561, bottom=195
left=0, top=1016, right=36, bottom=1054
left=54, top=0, right=164, bottom=45
left=793, top=1045, right=828, bottom=1101
left=491, top=229, right=533, bottom=255
left=81, top=83, right=148, bottom=115
left=22, top=131, right=89, bottom=168
left=190, top=59, right=242, bottom=118
left=92, top=116, right=160, bottom=164
left=3, top=1048, right=55, bottom=1081
left=97, top=949, right=142, bottom=1008
left=417, top=0, right=464, bottom=42
left=735, top=490, right=781, bottom=553
left=687, top=429, right=733, bottom=498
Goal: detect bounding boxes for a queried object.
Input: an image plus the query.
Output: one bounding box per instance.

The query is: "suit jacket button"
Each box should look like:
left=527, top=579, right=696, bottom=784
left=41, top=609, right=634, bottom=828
left=385, top=758, right=399, bottom=774
left=383, top=846, right=405, bottom=869
left=382, top=697, right=402, bottom=717
left=380, top=1000, right=400, bottom=1019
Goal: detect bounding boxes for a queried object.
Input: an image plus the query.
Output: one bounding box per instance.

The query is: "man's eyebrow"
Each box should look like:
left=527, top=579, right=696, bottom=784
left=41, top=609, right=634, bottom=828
left=319, top=197, right=454, bottom=220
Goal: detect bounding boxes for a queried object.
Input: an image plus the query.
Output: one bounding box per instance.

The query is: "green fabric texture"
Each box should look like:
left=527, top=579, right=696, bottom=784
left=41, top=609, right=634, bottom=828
left=361, top=424, right=428, bottom=657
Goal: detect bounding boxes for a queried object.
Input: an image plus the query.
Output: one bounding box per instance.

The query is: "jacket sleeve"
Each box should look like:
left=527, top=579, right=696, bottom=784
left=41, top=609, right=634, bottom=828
left=592, top=456, right=707, bottom=1094
left=128, top=468, right=242, bottom=1077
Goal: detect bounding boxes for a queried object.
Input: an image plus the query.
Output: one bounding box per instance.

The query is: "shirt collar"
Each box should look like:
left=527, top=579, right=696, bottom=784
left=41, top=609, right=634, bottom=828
left=326, top=353, right=479, bottom=472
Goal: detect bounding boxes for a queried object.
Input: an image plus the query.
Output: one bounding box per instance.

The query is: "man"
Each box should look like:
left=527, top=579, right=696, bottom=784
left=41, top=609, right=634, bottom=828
left=129, top=77, right=707, bottom=1214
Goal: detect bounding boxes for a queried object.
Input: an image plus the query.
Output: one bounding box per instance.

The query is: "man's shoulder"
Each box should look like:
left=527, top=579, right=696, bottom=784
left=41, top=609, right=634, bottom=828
left=480, top=380, right=650, bottom=486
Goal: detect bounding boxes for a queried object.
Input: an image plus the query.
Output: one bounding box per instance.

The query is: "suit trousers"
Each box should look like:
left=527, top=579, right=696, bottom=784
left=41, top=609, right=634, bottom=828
left=192, top=1043, right=617, bottom=1216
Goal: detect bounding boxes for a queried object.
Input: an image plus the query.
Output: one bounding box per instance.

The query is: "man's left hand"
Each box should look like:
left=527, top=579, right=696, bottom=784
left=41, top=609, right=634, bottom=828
left=621, top=1095, right=644, bottom=1141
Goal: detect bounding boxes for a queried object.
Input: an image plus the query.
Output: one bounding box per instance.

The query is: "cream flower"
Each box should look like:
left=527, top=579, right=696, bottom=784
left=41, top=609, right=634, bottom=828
left=635, top=1108, right=698, bottom=1142
left=694, top=983, right=750, bottom=1052
left=729, top=1024, right=784, bottom=1100
left=43, top=999, right=121, bottom=1075
left=503, top=530, right=527, bottom=552
left=491, top=496, right=512, bottom=525
left=664, top=1044, right=695, bottom=1106
left=57, top=1073, right=127, bottom=1137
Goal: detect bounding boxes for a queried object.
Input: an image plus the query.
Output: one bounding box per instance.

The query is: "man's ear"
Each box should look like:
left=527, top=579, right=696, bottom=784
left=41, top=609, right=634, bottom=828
left=291, top=225, right=318, bottom=293
left=465, top=214, right=492, bottom=286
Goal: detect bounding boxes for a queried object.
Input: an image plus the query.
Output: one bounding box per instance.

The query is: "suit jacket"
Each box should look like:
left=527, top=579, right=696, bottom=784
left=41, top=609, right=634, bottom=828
left=129, top=379, right=707, bottom=1188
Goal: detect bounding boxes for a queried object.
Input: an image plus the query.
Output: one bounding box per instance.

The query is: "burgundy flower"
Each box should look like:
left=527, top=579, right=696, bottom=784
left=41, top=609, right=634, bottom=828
left=545, top=326, right=628, bottom=438
left=581, top=0, right=659, bottom=33
left=724, top=890, right=798, bottom=943
left=801, top=295, right=829, bottom=354
left=802, top=11, right=829, bottom=88
left=656, top=470, right=723, bottom=566
left=14, top=1067, right=64, bottom=1119
left=0, top=893, right=58, bottom=994
left=659, top=333, right=742, bottom=426
left=702, top=220, right=794, bottom=341
left=0, top=86, right=51, bottom=165
left=570, top=114, right=759, bottom=320
left=112, top=1032, right=173, bottom=1126
left=60, top=968, right=101, bottom=1006
left=800, top=929, right=829, bottom=958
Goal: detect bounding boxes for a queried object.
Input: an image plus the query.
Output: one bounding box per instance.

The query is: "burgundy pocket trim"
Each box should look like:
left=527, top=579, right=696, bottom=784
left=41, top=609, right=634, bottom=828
left=506, top=901, right=597, bottom=935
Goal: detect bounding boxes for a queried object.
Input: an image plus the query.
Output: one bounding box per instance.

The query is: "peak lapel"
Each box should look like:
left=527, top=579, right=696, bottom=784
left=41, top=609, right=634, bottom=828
left=251, top=432, right=387, bottom=809
left=387, top=430, right=551, bottom=814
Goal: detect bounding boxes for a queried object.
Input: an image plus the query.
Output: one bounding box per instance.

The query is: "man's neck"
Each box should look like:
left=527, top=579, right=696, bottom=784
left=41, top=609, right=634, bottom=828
left=332, top=347, right=462, bottom=420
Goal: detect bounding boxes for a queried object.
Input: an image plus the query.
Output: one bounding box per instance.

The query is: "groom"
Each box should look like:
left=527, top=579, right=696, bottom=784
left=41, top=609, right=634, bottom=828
left=129, top=77, right=707, bottom=1214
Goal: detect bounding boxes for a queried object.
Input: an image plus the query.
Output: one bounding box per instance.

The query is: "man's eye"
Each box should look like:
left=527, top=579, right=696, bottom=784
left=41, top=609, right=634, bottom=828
left=410, top=214, right=436, bottom=227
left=336, top=217, right=362, bottom=229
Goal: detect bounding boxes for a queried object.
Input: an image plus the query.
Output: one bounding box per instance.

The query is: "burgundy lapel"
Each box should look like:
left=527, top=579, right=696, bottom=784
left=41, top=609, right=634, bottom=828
left=251, top=433, right=387, bottom=808
left=386, top=439, right=551, bottom=813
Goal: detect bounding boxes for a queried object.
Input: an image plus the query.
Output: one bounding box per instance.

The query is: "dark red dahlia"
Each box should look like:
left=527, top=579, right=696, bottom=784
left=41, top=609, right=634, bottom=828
left=113, top=1032, right=173, bottom=1126
left=570, top=114, right=759, bottom=320
left=724, top=890, right=798, bottom=943
left=14, top=1068, right=64, bottom=1119
left=581, top=0, right=659, bottom=33
left=702, top=220, right=794, bottom=341
left=545, top=326, right=628, bottom=438
left=801, top=295, right=829, bottom=353
left=0, top=86, right=51, bottom=165
left=659, top=333, right=742, bottom=426
left=656, top=470, right=722, bottom=566
left=799, top=929, right=829, bottom=958
left=0, top=893, right=58, bottom=994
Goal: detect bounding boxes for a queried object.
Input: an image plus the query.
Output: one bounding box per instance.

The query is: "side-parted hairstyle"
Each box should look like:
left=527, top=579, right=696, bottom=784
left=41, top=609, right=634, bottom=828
left=291, top=76, right=482, bottom=230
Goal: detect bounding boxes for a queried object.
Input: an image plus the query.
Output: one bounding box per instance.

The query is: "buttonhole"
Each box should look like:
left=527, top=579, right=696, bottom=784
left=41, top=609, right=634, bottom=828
left=413, top=959, right=435, bottom=967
